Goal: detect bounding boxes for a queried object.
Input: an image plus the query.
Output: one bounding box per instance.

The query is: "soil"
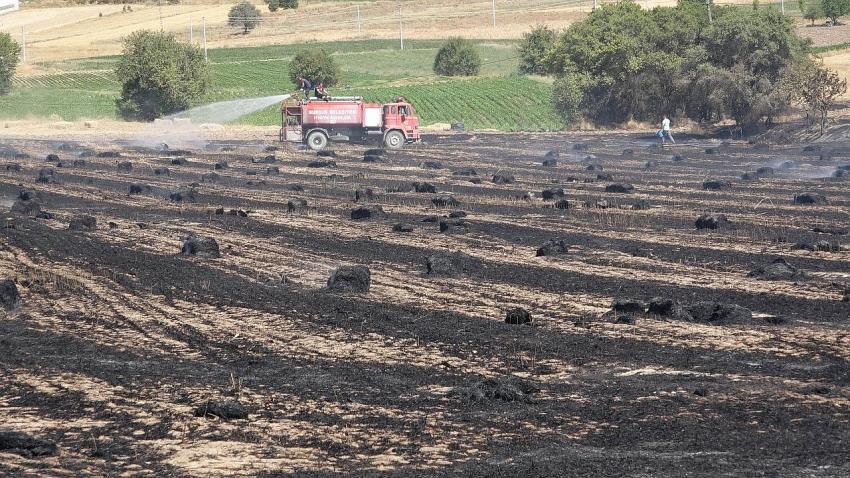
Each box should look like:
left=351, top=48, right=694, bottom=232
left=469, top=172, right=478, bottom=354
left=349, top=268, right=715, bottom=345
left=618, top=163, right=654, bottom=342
left=1, top=130, right=850, bottom=477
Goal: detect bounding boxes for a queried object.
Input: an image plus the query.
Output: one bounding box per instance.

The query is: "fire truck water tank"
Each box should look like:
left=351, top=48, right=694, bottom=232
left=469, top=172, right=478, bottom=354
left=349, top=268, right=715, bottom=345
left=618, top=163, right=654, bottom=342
left=364, top=107, right=382, bottom=128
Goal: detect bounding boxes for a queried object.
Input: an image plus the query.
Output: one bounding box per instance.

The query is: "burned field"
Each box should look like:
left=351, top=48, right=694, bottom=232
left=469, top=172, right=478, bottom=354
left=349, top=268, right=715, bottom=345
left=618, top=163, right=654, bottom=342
left=1, top=133, right=850, bottom=476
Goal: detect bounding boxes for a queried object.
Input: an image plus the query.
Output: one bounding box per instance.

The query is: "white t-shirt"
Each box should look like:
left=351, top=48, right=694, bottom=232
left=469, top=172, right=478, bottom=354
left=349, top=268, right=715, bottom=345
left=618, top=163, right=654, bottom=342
left=662, top=118, right=671, bottom=131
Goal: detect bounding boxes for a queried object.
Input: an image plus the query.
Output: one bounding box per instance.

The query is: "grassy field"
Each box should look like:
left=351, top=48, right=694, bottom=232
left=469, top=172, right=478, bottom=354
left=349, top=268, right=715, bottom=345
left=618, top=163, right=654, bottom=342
left=0, top=39, right=563, bottom=131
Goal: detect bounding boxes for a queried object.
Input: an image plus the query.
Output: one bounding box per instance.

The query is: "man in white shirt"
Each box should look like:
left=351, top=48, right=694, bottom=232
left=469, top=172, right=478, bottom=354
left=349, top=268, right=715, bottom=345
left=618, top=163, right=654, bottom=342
left=661, top=115, right=675, bottom=146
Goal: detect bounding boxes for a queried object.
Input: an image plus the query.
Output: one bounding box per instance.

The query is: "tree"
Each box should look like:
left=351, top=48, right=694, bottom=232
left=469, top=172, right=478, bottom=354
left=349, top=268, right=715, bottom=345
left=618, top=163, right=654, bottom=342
left=115, top=31, right=211, bottom=121
left=433, top=38, right=481, bottom=77
left=822, top=0, right=850, bottom=22
left=677, top=60, right=729, bottom=123
left=702, top=9, right=802, bottom=81
left=266, top=0, right=279, bottom=12
left=281, top=0, right=298, bottom=8
left=228, top=1, right=262, bottom=34
left=800, top=64, right=847, bottom=133
left=288, top=49, right=340, bottom=87
left=681, top=9, right=804, bottom=129
left=805, top=1, right=825, bottom=24
left=0, top=33, right=21, bottom=96
left=543, top=2, right=692, bottom=124
left=778, top=56, right=813, bottom=101
left=551, top=73, right=586, bottom=124
left=517, top=25, right=557, bottom=75
left=539, top=3, right=806, bottom=129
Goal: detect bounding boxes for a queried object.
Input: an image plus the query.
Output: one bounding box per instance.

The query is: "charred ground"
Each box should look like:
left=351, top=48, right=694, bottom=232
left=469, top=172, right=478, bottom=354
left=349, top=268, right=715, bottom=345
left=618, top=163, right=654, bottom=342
left=1, top=132, right=849, bottom=476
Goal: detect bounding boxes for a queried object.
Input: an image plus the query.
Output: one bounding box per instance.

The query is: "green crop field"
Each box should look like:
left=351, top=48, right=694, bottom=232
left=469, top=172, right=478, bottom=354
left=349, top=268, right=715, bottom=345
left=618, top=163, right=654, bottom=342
left=0, top=39, right=564, bottom=131
left=812, top=42, right=850, bottom=54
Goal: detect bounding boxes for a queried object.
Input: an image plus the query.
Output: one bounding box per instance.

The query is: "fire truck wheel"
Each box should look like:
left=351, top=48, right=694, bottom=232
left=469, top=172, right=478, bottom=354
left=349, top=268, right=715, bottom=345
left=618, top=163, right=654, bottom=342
left=384, top=131, right=405, bottom=150
left=306, top=131, right=329, bottom=151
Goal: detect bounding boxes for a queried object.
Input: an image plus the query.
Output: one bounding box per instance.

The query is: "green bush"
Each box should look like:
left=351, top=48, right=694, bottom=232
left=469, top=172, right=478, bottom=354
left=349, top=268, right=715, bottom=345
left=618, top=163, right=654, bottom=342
left=115, top=30, right=211, bottom=121
left=551, top=73, right=585, bottom=124
left=267, top=0, right=296, bottom=11
left=433, top=38, right=481, bottom=77
left=228, top=1, right=262, bottom=34
left=288, top=49, right=340, bottom=87
left=517, top=25, right=556, bottom=75
left=0, top=33, right=21, bottom=96
left=822, top=0, right=850, bottom=22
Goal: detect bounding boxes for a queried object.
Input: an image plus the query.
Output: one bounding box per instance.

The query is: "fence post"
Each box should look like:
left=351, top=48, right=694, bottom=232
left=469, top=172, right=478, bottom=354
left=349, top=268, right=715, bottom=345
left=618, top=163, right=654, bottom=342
left=398, top=2, right=404, bottom=50
left=202, top=16, right=208, bottom=61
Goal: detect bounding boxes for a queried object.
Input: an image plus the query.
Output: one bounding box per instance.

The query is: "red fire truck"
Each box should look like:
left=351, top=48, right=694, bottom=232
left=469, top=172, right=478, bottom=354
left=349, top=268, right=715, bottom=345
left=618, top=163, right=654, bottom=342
left=280, top=96, right=420, bottom=151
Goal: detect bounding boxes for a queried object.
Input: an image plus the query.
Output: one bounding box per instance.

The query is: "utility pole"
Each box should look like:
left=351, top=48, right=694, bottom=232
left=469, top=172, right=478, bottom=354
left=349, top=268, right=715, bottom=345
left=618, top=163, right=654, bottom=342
left=202, top=16, right=208, bottom=61
left=398, top=2, right=404, bottom=51
left=706, top=0, right=712, bottom=23
left=593, top=0, right=597, bottom=11
left=492, top=0, right=496, bottom=27
left=20, top=26, right=25, bottom=63
left=780, top=0, right=785, bottom=14
left=189, top=15, right=193, bottom=44
left=158, top=0, right=164, bottom=31
left=357, top=5, right=361, bottom=33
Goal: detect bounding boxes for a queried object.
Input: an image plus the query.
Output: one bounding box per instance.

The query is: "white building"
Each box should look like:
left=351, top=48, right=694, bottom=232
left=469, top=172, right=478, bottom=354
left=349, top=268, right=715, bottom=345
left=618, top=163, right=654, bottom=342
left=0, top=0, right=19, bottom=16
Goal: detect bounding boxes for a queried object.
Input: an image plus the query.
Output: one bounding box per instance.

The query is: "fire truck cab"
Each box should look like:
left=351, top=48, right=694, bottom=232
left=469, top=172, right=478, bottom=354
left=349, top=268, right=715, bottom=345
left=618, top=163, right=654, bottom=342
left=281, top=96, right=420, bottom=151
